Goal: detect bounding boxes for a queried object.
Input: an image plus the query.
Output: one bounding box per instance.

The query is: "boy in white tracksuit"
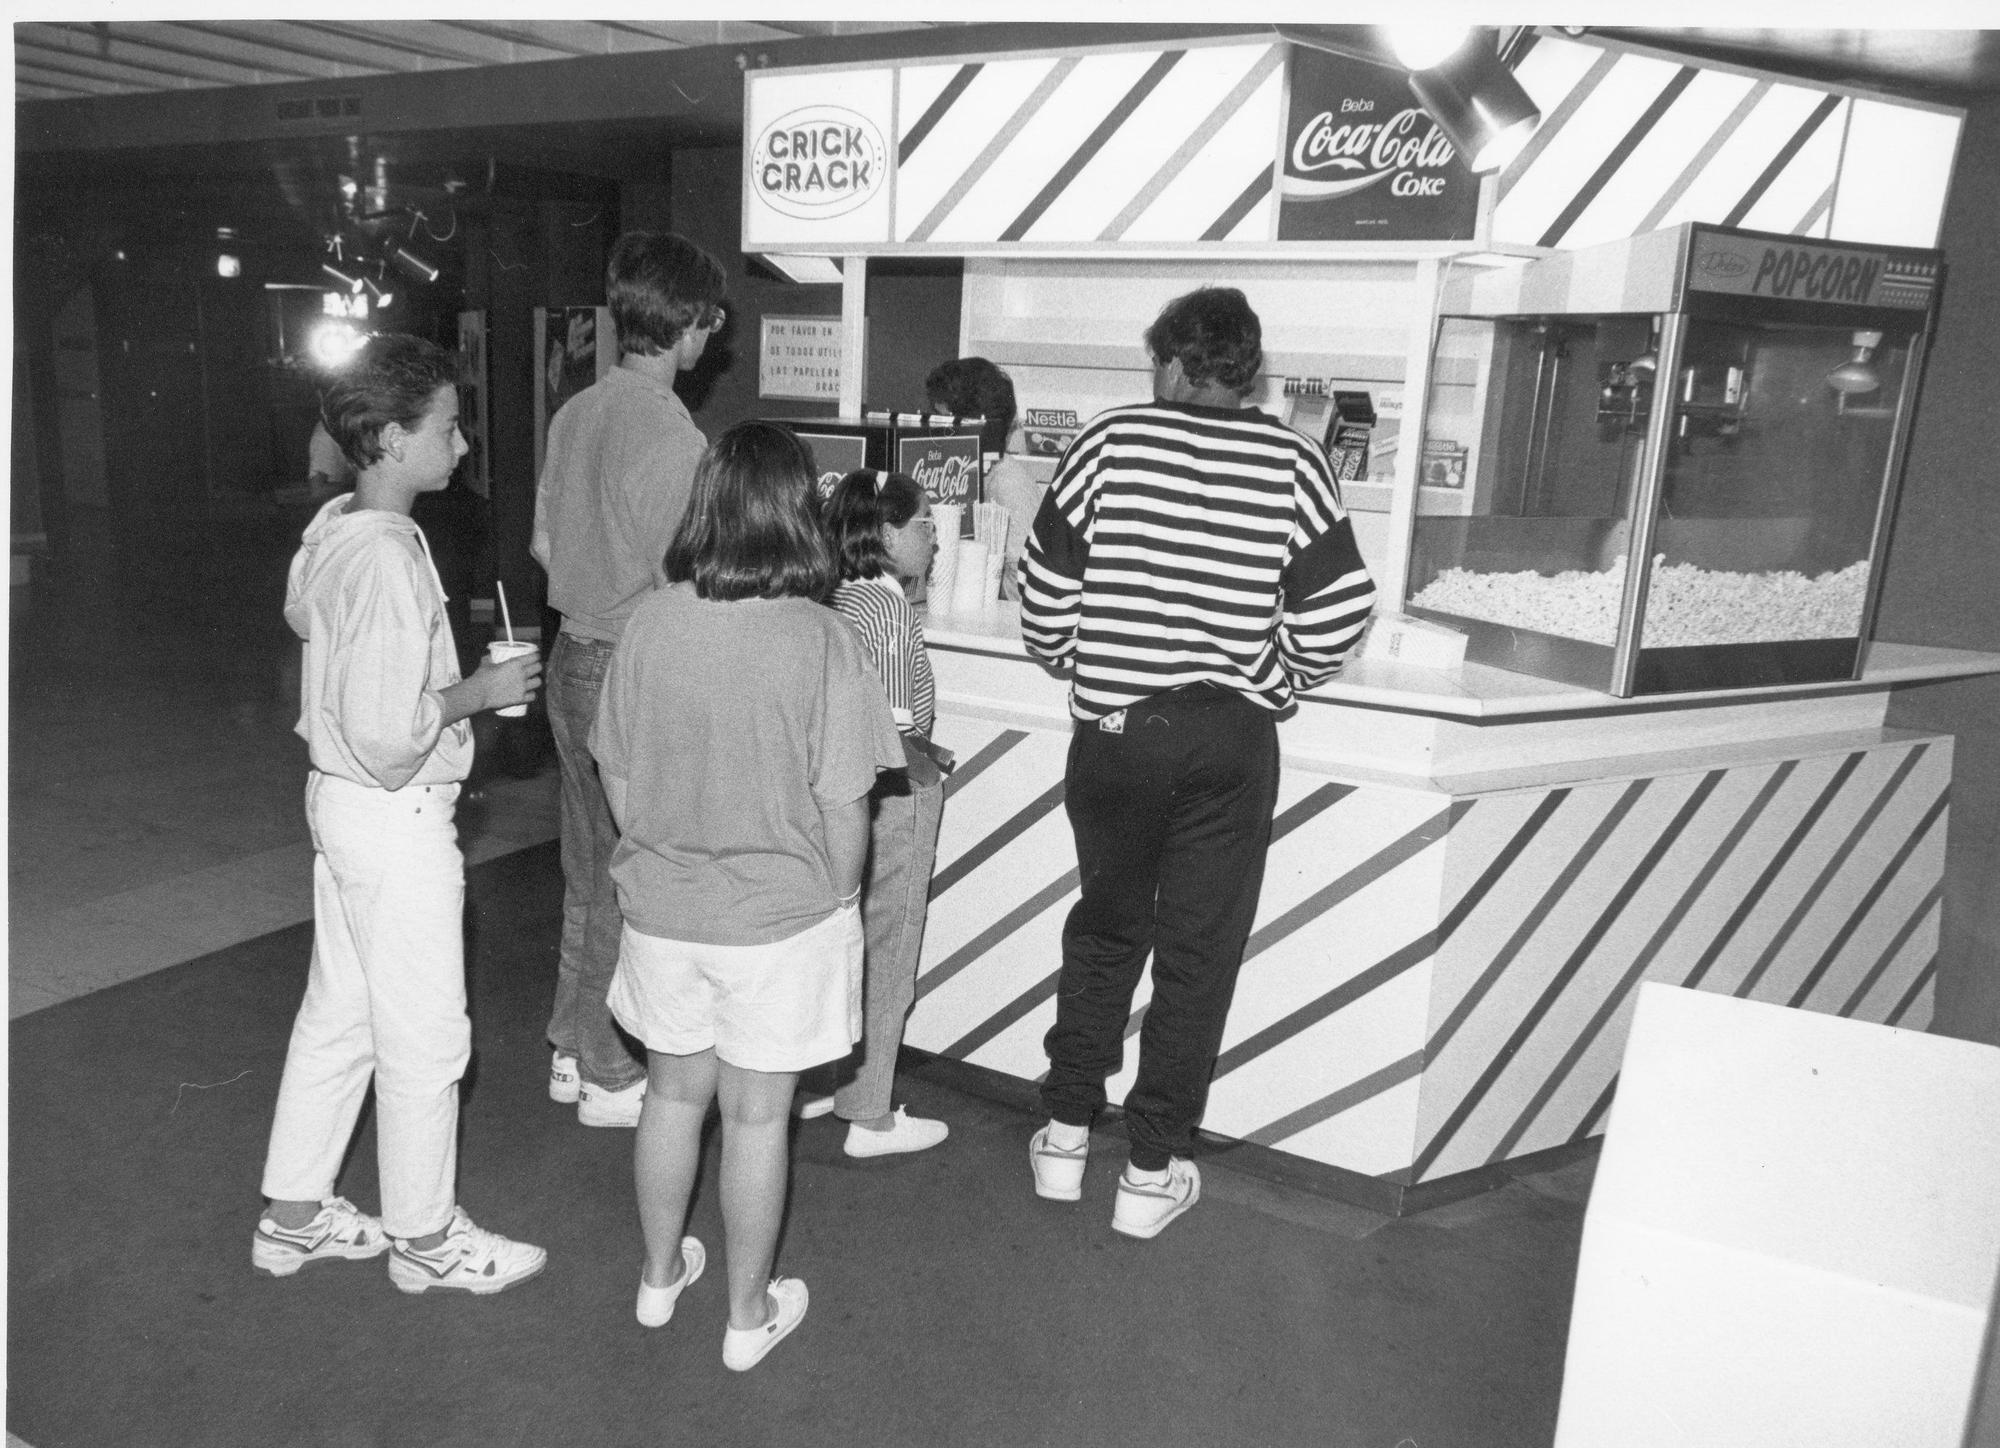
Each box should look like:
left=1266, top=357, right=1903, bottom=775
left=253, top=333, right=547, bottom=1295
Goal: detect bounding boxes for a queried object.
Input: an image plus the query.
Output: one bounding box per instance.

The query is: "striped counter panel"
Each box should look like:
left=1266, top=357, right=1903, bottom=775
left=1405, top=736, right=1949, bottom=1183
left=907, top=714, right=1460, bottom=1177
left=894, top=43, right=1283, bottom=246
left=1495, top=33, right=1958, bottom=251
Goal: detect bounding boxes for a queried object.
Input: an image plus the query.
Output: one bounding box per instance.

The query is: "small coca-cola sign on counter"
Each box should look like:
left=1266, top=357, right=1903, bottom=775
left=1277, top=49, right=1478, bottom=242
left=897, top=432, right=983, bottom=523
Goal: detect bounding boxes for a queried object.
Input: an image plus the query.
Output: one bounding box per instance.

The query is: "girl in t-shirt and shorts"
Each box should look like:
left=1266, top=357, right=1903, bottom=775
left=590, top=422, right=903, bottom=1371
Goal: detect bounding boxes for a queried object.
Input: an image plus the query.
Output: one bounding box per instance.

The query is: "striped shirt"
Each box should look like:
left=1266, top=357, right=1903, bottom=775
left=1018, top=399, right=1376, bottom=720
left=830, top=574, right=936, bottom=737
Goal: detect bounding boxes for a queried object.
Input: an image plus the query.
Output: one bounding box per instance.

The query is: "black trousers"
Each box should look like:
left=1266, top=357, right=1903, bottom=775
left=1041, top=683, right=1281, bottom=1170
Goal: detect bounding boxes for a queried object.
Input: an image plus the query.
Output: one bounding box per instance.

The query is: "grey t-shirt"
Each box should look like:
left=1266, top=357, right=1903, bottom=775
left=592, top=583, right=904, bottom=946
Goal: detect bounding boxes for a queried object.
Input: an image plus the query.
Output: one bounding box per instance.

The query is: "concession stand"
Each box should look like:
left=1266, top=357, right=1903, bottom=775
left=741, top=28, right=2000, bottom=1211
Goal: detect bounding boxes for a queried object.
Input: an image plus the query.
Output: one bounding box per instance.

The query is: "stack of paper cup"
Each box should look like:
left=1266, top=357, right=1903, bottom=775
left=950, top=539, right=991, bottom=617
left=983, top=545, right=1004, bottom=602
left=928, top=526, right=959, bottom=615
left=933, top=502, right=964, bottom=546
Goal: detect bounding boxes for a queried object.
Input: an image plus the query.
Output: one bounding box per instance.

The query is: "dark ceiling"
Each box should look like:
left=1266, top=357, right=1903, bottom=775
left=15, top=24, right=1997, bottom=278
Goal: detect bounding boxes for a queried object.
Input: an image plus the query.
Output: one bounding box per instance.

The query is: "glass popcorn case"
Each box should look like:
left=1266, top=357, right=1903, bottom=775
left=1402, top=223, right=1942, bottom=696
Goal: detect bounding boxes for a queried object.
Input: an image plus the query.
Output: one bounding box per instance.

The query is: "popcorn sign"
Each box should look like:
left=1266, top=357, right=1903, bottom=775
left=1277, top=47, right=1478, bottom=241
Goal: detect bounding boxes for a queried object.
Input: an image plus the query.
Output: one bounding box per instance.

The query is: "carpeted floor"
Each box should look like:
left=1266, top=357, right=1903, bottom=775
left=9, top=841, right=1585, bottom=1448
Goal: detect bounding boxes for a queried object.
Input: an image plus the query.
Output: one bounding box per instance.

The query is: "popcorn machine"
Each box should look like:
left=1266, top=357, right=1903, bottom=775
left=1402, top=223, right=1943, bottom=696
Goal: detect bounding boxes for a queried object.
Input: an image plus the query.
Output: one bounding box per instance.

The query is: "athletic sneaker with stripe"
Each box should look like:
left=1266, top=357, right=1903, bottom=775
left=387, top=1208, right=547, bottom=1295
left=252, top=1196, right=390, bottom=1276
left=1111, top=1158, right=1201, bottom=1239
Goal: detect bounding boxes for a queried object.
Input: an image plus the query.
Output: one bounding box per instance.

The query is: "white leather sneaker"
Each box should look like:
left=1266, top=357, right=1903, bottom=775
left=578, top=1076, right=646, bottom=1128
left=1111, top=1158, right=1200, bottom=1239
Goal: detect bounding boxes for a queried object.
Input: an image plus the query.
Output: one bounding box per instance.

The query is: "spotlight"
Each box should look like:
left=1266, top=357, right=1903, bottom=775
left=321, top=262, right=364, bottom=293
left=1405, top=29, right=1542, bottom=174
left=1386, top=25, right=1471, bottom=71
left=364, top=277, right=396, bottom=309
left=217, top=254, right=242, bottom=279
left=308, top=319, right=366, bottom=370
left=1826, top=331, right=1884, bottom=395
left=389, top=246, right=438, bottom=284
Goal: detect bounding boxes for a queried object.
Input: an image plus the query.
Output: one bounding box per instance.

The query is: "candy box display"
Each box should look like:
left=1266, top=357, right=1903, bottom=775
left=1401, top=223, right=1941, bottom=697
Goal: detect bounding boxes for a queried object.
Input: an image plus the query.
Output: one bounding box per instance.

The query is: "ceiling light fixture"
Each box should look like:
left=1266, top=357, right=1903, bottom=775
left=389, top=246, right=438, bottom=284
left=321, top=262, right=364, bottom=293
left=1385, top=24, right=1471, bottom=71
left=1404, top=28, right=1543, bottom=174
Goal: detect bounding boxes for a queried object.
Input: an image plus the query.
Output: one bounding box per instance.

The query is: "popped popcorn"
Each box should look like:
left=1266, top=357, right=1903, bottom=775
left=1409, top=556, right=1870, bottom=648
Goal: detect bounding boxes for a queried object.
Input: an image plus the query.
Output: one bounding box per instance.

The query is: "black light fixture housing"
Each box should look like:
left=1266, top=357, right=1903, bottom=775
left=1405, top=29, right=1542, bottom=174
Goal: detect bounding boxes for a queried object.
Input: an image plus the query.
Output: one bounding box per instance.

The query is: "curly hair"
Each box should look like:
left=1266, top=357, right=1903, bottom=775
left=320, top=333, right=458, bottom=471
left=924, top=357, right=1016, bottom=455
left=823, top=469, right=926, bottom=583
left=606, top=231, right=727, bottom=358
left=664, top=422, right=836, bottom=602
left=1143, top=287, right=1263, bottom=394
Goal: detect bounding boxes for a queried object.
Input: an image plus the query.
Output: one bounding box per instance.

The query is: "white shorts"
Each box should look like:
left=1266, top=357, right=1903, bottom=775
left=607, top=905, right=863, bottom=1073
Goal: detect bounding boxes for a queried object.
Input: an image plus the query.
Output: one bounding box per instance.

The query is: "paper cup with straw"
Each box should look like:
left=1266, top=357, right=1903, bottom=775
left=485, top=580, right=536, bottom=717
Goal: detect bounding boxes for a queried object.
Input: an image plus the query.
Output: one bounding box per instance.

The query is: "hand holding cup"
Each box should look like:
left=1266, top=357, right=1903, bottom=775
left=482, top=640, right=541, bottom=717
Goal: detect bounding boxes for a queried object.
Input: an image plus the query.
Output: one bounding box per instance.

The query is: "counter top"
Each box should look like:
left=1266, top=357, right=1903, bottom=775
left=921, top=603, right=2000, bottom=722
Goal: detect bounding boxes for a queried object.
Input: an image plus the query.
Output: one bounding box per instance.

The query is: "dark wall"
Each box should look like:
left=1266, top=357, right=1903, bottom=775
left=1876, top=95, right=2000, bottom=1047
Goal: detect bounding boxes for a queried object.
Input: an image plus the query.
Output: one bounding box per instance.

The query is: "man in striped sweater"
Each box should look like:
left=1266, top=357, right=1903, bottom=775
left=1017, top=286, right=1376, bottom=1239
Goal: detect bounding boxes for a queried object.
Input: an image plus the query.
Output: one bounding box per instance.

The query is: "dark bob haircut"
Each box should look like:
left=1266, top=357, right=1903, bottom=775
left=824, top=469, right=927, bottom=583
left=606, top=231, right=727, bottom=358
left=1143, top=286, right=1264, bottom=395
left=924, top=357, right=1016, bottom=455
left=664, top=422, right=837, bottom=602
left=321, top=332, right=458, bottom=472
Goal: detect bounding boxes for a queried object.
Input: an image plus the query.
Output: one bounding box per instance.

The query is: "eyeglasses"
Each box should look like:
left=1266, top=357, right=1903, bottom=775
left=701, top=304, right=728, bottom=331
left=907, top=518, right=937, bottom=535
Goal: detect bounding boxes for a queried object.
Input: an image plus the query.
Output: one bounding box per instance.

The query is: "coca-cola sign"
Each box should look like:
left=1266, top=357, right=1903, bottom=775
left=896, top=433, right=982, bottom=515
left=1278, top=49, right=1478, bottom=241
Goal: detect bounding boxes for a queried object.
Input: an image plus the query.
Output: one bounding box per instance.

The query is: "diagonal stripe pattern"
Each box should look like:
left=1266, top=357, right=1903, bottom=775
left=905, top=705, right=1949, bottom=1187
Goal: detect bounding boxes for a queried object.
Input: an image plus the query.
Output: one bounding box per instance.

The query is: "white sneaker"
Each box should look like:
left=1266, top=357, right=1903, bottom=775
left=548, top=1052, right=580, bottom=1105
left=252, top=1197, right=389, bottom=1277
left=578, top=1076, right=646, bottom=1128
left=722, top=1278, right=809, bottom=1371
left=636, top=1237, right=705, bottom=1328
left=387, top=1208, right=547, bottom=1295
left=1029, top=1123, right=1089, bottom=1202
left=843, top=1107, right=949, bottom=1158
left=1111, top=1158, right=1200, bottom=1240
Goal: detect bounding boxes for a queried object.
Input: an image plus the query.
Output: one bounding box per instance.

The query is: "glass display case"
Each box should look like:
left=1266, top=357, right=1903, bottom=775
left=1402, top=223, right=1941, bottom=696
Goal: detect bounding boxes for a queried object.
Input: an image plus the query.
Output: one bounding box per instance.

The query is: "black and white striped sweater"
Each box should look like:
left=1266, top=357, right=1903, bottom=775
left=1017, top=398, right=1376, bottom=720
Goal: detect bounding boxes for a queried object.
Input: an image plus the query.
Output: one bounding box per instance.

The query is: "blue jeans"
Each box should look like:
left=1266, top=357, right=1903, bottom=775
left=831, top=775, right=946, bottom=1122
left=545, top=632, right=646, bottom=1091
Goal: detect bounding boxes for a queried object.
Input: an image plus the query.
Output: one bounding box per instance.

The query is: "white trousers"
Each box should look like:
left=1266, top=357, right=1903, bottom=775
left=260, top=772, right=469, bottom=1239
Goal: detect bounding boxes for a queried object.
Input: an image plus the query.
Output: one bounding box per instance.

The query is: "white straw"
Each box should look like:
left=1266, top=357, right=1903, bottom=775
left=497, top=579, right=515, bottom=643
